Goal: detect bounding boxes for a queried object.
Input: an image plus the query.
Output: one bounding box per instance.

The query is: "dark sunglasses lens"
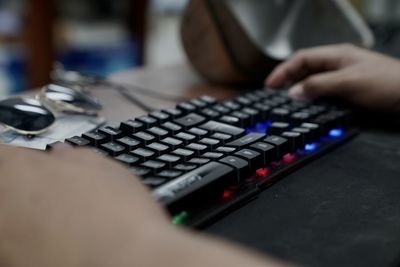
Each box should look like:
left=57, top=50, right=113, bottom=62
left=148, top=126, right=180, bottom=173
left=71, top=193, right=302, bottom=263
left=44, top=84, right=102, bottom=112
left=0, top=98, right=55, bottom=133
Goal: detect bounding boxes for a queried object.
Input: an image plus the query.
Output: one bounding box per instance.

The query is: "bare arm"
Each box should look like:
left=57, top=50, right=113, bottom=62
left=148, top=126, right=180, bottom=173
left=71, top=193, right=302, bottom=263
left=0, top=145, right=291, bottom=267
left=266, top=44, right=400, bottom=113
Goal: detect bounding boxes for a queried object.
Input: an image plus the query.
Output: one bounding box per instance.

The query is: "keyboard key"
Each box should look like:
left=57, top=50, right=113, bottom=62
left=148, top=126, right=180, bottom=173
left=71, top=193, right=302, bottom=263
left=141, top=160, right=167, bottom=173
left=190, top=99, right=207, bottom=108
left=219, top=156, right=249, bottom=182
left=281, top=131, right=303, bottom=150
left=219, top=115, right=241, bottom=127
left=235, top=96, right=252, bottom=106
left=268, top=122, right=290, bottom=135
left=114, top=154, right=140, bottom=166
left=120, top=120, right=144, bottom=133
left=199, top=138, right=221, bottom=150
left=98, top=126, right=123, bottom=141
left=175, top=132, right=196, bottom=145
left=199, top=95, right=217, bottom=105
left=131, top=167, right=151, bottom=177
left=300, top=122, right=321, bottom=139
left=177, top=102, right=197, bottom=114
left=174, top=164, right=197, bottom=172
left=157, top=154, right=181, bottom=168
left=200, top=120, right=245, bottom=138
left=157, top=170, right=183, bottom=179
left=161, top=122, right=182, bottom=135
left=235, top=149, right=263, bottom=170
left=270, top=108, right=290, bottom=122
left=242, top=107, right=261, bottom=124
left=210, top=133, right=233, bottom=143
left=202, top=152, right=224, bottom=160
left=188, top=127, right=208, bottom=139
left=292, top=127, right=312, bottom=143
left=130, top=148, right=155, bottom=162
left=230, top=111, right=251, bottom=127
left=264, top=136, right=290, bottom=159
left=212, top=104, right=230, bottom=114
left=215, top=146, right=237, bottom=154
left=132, top=131, right=156, bottom=145
left=153, top=162, right=235, bottom=209
left=172, top=148, right=195, bottom=161
left=223, top=100, right=241, bottom=110
left=174, top=113, right=206, bottom=130
left=66, top=136, right=90, bottom=147
left=100, top=142, right=126, bottom=156
left=250, top=142, right=276, bottom=165
left=186, top=143, right=209, bottom=156
left=188, top=158, right=211, bottom=165
left=149, top=111, right=170, bottom=123
left=136, top=116, right=158, bottom=128
left=161, top=137, right=184, bottom=150
left=290, top=112, right=311, bottom=125
left=143, top=177, right=167, bottom=188
left=147, top=127, right=169, bottom=140
left=227, top=133, right=266, bottom=148
left=163, top=108, right=183, bottom=119
left=116, top=136, right=141, bottom=150
left=147, top=142, right=170, bottom=156
left=201, top=108, right=220, bottom=119
left=82, top=131, right=107, bottom=147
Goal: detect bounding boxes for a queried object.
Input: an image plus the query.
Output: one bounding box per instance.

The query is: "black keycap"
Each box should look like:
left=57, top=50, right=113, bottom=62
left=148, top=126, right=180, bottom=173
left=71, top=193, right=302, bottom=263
left=244, top=92, right=260, bottom=102
left=161, top=122, right=182, bottom=135
left=82, top=131, right=107, bottom=147
left=174, top=164, right=197, bottom=172
left=141, top=160, right=167, bottom=173
left=185, top=143, right=209, bottom=156
left=188, top=127, right=208, bottom=139
left=270, top=108, right=290, bottom=122
left=199, top=138, right=221, bottom=150
left=157, top=170, right=183, bottom=179
left=264, top=135, right=290, bottom=159
left=292, top=127, right=312, bottom=143
left=175, top=132, right=196, bottom=145
left=281, top=131, right=303, bottom=150
left=100, top=142, right=126, bottom=156
left=215, top=146, right=237, bottom=154
left=235, top=96, right=252, bottom=106
left=157, top=154, right=181, bottom=168
left=116, top=136, right=141, bottom=150
left=231, top=111, right=251, bottom=127
left=161, top=137, right=184, bottom=150
left=153, top=162, right=235, bottom=208
left=190, top=99, right=207, bottom=108
left=227, top=133, right=266, bottom=148
left=172, top=148, right=195, bottom=161
left=120, top=120, right=144, bottom=133
left=300, top=122, right=321, bottom=139
left=66, top=136, right=90, bottom=147
left=150, top=111, right=170, bottom=123
left=212, top=104, right=230, bottom=114
left=219, top=115, right=241, bottom=127
left=235, top=149, right=263, bottom=170
left=130, top=148, right=155, bottom=162
left=242, top=107, right=261, bottom=124
left=114, top=154, right=140, bottom=166
left=268, top=122, right=290, bottom=135
left=219, top=156, right=249, bottom=182
left=163, top=108, right=183, bottom=119
left=201, top=108, right=220, bottom=119
left=147, top=142, right=170, bottom=156
left=202, top=152, right=224, bottom=159
left=210, top=132, right=233, bottom=143
left=136, top=115, right=158, bottom=128
left=177, top=102, right=197, bottom=114
left=147, top=127, right=169, bottom=140
left=132, top=131, right=156, bottom=145
left=254, top=103, right=271, bottom=121
left=131, top=167, right=151, bottom=177
left=98, top=126, right=123, bottom=141
left=143, top=177, right=167, bottom=188
left=311, top=116, right=333, bottom=134
left=290, top=112, right=311, bottom=126
left=200, top=120, right=245, bottom=138
left=250, top=142, right=276, bottom=165
left=223, top=100, right=241, bottom=110
left=199, top=95, right=217, bottom=105
left=174, top=113, right=206, bottom=130
left=188, top=158, right=211, bottom=165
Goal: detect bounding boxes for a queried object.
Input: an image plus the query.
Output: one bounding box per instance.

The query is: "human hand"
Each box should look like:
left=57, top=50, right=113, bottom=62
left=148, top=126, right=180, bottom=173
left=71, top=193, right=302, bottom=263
left=266, top=44, right=400, bottom=113
left=0, top=144, right=290, bottom=267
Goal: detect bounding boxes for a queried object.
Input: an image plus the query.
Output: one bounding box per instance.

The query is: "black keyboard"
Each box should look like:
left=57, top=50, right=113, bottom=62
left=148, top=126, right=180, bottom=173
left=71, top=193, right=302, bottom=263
left=66, top=89, right=357, bottom=227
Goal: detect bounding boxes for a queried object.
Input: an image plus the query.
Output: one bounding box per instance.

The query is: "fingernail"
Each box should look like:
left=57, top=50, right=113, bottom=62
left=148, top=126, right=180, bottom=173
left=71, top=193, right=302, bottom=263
left=288, top=84, right=306, bottom=99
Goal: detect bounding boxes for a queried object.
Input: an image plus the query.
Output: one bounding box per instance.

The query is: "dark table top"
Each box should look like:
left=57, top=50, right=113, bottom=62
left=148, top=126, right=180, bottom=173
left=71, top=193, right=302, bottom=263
left=106, top=64, right=400, bottom=267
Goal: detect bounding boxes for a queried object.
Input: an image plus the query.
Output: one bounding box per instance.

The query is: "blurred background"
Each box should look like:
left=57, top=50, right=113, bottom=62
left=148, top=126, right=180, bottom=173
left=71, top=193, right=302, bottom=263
left=0, top=0, right=400, bottom=97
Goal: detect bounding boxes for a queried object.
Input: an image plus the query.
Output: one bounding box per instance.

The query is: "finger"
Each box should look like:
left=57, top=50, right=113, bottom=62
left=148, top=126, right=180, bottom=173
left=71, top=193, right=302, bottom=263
left=266, top=44, right=352, bottom=88
left=288, top=70, right=349, bottom=99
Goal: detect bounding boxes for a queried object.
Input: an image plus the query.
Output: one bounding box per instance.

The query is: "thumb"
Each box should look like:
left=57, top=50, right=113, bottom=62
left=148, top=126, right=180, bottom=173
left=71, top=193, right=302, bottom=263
left=288, top=71, right=348, bottom=99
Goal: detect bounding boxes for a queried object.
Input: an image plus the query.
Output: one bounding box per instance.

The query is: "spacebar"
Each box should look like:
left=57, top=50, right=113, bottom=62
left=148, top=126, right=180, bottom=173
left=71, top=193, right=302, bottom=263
left=153, top=162, right=235, bottom=209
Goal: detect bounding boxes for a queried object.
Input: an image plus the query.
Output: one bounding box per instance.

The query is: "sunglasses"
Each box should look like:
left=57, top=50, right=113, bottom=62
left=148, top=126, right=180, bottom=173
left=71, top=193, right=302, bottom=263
left=0, top=84, right=102, bottom=136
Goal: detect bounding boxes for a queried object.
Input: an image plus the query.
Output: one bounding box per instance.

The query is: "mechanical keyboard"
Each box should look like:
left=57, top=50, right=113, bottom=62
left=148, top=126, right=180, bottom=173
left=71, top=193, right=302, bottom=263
left=66, top=89, right=357, bottom=227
